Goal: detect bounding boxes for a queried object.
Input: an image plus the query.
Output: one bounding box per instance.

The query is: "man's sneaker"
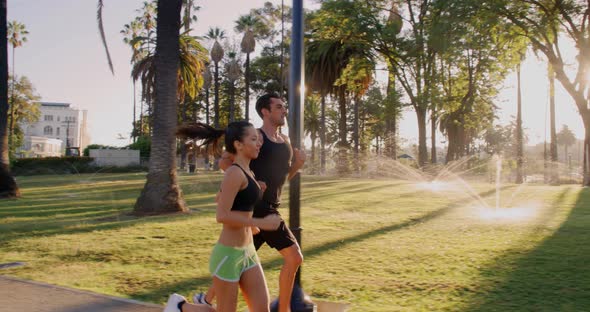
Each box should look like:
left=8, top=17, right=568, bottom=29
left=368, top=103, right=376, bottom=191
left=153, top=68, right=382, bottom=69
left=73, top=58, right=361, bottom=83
left=193, top=292, right=211, bottom=306
left=163, top=293, right=186, bottom=312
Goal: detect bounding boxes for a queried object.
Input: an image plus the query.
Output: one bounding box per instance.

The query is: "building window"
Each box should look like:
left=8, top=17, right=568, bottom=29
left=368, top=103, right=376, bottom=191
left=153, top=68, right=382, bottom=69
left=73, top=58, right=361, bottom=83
left=56, top=127, right=60, bottom=136
left=43, top=126, right=53, bottom=135
left=57, top=116, right=60, bottom=121
left=44, top=115, right=54, bottom=121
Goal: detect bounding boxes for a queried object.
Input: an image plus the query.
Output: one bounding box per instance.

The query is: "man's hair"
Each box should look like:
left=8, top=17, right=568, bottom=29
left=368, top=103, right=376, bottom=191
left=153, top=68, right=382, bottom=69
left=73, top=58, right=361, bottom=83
left=255, top=92, right=282, bottom=118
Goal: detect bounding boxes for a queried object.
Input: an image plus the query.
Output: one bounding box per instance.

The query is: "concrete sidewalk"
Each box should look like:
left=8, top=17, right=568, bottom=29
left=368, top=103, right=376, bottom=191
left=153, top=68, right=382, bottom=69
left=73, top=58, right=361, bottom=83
left=0, top=275, right=162, bottom=312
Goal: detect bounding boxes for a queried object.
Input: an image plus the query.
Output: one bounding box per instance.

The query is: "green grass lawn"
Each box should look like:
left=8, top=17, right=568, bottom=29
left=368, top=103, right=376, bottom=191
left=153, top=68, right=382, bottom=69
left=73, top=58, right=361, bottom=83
left=0, top=172, right=589, bottom=311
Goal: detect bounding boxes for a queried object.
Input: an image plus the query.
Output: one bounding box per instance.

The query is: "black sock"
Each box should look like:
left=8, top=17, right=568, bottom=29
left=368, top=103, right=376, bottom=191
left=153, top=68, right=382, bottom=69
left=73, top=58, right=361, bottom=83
left=177, top=300, right=186, bottom=311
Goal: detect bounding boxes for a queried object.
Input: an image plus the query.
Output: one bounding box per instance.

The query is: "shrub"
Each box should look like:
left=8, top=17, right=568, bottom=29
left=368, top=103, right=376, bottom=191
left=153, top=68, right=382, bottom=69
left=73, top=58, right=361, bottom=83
left=127, top=136, right=151, bottom=158
left=10, top=156, right=148, bottom=176
left=11, top=157, right=96, bottom=176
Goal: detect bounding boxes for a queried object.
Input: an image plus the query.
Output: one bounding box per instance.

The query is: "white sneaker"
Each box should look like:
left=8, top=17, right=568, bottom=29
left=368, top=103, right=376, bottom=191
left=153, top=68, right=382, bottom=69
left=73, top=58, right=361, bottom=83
left=193, top=292, right=210, bottom=306
left=164, top=293, right=187, bottom=312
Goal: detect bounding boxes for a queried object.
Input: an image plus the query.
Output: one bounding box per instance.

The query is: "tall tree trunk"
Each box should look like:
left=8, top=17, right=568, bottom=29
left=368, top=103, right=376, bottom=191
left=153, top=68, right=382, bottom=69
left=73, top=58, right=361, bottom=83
left=549, top=64, right=558, bottom=184
left=134, top=0, right=186, bottom=215
left=204, top=88, right=210, bottom=170
left=515, top=61, right=524, bottom=184
left=337, top=87, right=348, bottom=174
left=385, top=65, right=397, bottom=159
left=585, top=125, right=590, bottom=186
left=205, top=89, right=210, bottom=125
left=229, top=82, right=235, bottom=122
left=213, top=62, right=220, bottom=128
left=179, top=102, right=187, bottom=170
left=7, top=44, right=13, bottom=150
left=245, top=53, right=250, bottom=121
left=0, top=0, right=19, bottom=198
left=139, top=99, right=144, bottom=137
left=310, top=136, right=316, bottom=174
left=353, top=96, right=360, bottom=174
left=430, top=108, right=437, bottom=164
left=416, top=107, right=428, bottom=167
left=320, top=94, right=326, bottom=174
left=133, top=80, right=137, bottom=142
left=213, top=61, right=220, bottom=170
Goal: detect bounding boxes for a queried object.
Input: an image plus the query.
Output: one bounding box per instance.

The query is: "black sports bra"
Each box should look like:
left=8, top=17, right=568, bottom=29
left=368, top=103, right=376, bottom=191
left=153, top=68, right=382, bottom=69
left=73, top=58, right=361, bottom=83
left=231, top=164, right=262, bottom=212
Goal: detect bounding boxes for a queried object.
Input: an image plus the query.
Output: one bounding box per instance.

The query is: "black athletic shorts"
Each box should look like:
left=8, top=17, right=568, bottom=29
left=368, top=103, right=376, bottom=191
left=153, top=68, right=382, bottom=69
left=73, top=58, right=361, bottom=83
left=253, top=219, right=298, bottom=251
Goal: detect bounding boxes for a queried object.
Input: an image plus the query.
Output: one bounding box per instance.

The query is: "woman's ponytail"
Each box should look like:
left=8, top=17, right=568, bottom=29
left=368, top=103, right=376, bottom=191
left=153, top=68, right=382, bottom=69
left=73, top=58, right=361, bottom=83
left=177, top=123, right=225, bottom=156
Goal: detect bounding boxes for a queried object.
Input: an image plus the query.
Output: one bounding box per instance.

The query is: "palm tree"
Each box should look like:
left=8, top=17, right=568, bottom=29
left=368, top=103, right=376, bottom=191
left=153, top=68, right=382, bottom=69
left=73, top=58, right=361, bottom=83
left=306, top=39, right=342, bottom=168
left=121, top=19, right=143, bottom=141
left=306, top=38, right=371, bottom=174
left=133, top=0, right=187, bottom=214
left=7, top=21, right=28, bottom=149
left=557, top=125, right=577, bottom=165
left=137, top=1, right=157, bottom=133
left=336, top=57, right=373, bottom=173
left=240, top=29, right=254, bottom=121
left=226, top=52, right=241, bottom=123
left=236, top=14, right=264, bottom=121
left=182, top=0, right=200, bottom=32
left=97, top=0, right=115, bottom=75
left=206, top=27, right=225, bottom=129
left=131, top=33, right=208, bottom=113
left=202, top=65, right=212, bottom=168
left=203, top=66, right=212, bottom=124
left=304, top=95, right=321, bottom=173
left=0, top=0, right=19, bottom=198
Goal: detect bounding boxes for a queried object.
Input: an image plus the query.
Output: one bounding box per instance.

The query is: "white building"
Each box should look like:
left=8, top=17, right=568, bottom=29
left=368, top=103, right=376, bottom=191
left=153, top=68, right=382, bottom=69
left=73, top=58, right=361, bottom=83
left=18, top=102, right=90, bottom=157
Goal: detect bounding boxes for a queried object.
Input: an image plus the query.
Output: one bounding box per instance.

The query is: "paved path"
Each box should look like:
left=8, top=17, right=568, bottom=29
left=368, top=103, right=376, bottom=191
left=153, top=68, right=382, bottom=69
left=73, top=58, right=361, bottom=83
left=0, top=275, right=162, bottom=312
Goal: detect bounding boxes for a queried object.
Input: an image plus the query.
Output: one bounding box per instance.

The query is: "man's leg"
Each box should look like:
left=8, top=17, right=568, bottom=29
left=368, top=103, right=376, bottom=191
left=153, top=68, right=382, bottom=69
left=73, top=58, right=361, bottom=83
left=277, top=243, right=303, bottom=312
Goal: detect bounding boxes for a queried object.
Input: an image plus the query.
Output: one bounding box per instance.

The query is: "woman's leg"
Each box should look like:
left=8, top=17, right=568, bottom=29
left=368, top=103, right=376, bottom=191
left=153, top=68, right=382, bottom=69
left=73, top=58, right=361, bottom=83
left=212, top=276, right=239, bottom=312
left=277, top=244, right=303, bottom=312
left=239, top=264, right=270, bottom=312
left=205, top=287, right=215, bottom=303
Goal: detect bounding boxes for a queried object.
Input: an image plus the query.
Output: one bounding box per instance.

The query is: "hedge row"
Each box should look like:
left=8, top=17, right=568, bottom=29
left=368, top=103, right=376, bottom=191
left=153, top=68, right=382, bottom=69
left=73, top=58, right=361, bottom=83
left=10, top=157, right=147, bottom=176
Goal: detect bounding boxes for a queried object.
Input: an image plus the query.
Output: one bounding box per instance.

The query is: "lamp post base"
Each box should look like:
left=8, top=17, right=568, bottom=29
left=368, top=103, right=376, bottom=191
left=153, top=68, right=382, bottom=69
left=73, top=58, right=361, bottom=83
left=270, top=282, right=316, bottom=312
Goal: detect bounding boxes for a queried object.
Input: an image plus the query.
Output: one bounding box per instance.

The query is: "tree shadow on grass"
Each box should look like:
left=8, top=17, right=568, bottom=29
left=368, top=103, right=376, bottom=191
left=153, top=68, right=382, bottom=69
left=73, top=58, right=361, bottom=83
left=0, top=174, right=222, bottom=244
left=129, top=185, right=515, bottom=303
left=0, top=201, right=216, bottom=246
left=462, top=187, right=590, bottom=312
left=295, top=181, right=406, bottom=204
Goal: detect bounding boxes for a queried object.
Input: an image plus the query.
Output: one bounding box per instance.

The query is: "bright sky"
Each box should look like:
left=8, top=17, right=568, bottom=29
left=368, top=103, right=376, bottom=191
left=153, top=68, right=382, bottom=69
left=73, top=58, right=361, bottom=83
left=8, top=0, right=585, bottom=147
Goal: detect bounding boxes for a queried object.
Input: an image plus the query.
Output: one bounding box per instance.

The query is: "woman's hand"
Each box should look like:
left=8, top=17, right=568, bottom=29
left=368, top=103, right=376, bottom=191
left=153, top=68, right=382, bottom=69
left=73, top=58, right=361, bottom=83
left=257, top=181, right=267, bottom=193
left=251, top=226, right=261, bottom=235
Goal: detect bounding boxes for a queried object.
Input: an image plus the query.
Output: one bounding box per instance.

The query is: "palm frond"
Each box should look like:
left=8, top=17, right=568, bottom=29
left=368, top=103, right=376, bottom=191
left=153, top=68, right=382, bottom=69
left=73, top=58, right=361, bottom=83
left=97, top=0, right=115, bottom=75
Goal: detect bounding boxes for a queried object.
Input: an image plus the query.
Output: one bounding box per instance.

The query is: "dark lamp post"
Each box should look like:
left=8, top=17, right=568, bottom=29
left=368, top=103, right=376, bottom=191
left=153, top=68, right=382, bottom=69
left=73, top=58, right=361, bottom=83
left=273, top=1, right=315, bottom=311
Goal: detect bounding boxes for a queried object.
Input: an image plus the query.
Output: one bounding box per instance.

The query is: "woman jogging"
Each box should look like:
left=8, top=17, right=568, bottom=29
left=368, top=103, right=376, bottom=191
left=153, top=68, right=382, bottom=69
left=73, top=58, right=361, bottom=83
left=164, top=121, right=281, bottom=312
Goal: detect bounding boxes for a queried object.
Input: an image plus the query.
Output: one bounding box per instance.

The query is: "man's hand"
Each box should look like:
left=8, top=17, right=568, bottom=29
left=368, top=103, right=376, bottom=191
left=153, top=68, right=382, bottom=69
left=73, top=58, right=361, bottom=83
left=292, top=148, right=306, bottom=171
